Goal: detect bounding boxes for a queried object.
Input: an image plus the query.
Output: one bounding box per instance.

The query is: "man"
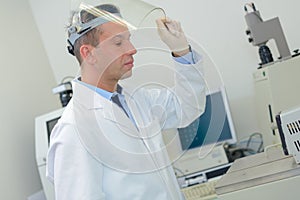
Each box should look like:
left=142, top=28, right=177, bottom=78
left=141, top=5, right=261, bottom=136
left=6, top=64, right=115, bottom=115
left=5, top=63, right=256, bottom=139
left=47, top=3, right=206, bottom=200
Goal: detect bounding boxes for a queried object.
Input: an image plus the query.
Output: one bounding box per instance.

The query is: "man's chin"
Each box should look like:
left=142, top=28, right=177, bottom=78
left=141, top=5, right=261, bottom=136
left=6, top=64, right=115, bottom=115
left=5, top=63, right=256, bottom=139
left=120, top=70, right=133, bottom=80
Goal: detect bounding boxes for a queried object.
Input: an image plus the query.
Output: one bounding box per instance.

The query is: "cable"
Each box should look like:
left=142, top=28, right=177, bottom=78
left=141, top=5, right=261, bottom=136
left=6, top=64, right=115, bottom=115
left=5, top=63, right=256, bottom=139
left=236, top=132, right=264, bottom=153
left=246, top=132, right=263, bottom=153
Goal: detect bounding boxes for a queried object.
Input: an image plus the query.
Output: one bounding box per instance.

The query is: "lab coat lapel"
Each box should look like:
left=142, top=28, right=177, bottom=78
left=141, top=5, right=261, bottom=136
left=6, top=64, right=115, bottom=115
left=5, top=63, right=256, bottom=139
left=72, top=80, right=173, bottom=173
left=102, top=101, right=138, bottom=133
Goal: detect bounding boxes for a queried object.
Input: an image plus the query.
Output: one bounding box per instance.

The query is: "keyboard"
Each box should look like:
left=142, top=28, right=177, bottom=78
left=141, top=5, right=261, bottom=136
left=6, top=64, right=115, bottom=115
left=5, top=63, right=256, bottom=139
left=181, top=179, right=218, bottom=200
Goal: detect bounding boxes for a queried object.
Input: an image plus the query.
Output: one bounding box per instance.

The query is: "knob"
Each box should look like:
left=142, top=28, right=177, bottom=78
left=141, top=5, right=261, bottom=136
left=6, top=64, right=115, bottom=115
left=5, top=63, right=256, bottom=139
left=248, top=38, right=253, bottom=43
left=246, top=30, right=251, bottom=35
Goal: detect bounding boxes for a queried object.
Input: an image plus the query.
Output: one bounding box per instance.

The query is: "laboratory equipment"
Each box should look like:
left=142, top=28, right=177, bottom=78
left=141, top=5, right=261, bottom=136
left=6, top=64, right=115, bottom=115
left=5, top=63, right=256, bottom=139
left=276, top=106, right=300, bottom=163
left=244, top=3, right=291, bottom=67
left=215, top=147, right=300, bottom=200
left=245, top=2, right=300, bottom=147
left=35, top=108, right=64, bottom=200
left=253, top=54, right=300, bottom=147
left=52, top=82, right=72, bottom=107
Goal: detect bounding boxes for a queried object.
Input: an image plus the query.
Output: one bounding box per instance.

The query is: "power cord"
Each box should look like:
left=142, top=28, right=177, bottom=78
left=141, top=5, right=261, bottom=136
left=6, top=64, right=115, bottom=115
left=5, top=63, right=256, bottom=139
left=224, top=132, right=264, bottom=162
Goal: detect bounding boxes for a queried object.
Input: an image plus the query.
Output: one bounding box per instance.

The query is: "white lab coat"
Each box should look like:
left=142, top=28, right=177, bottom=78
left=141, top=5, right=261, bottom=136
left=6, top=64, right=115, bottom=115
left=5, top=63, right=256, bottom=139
left=47, top=59, right=206, bottom=200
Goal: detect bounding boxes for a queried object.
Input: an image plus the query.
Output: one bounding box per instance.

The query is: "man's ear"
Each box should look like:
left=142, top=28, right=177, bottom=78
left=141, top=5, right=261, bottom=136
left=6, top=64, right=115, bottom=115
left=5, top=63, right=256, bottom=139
left=80, top=45, right=96, bottom=64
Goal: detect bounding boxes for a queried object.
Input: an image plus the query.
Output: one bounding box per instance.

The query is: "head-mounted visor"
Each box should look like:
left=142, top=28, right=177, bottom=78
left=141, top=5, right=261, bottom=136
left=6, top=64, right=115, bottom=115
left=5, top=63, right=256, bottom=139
left=67, top=0, right=165, bottom=56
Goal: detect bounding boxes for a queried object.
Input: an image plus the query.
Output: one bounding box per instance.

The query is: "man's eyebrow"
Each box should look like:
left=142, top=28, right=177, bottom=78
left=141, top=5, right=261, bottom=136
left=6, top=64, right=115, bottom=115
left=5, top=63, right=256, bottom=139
left=111, top=33, right=131, bottom=40
left=112, top=35, right=123, bottom=40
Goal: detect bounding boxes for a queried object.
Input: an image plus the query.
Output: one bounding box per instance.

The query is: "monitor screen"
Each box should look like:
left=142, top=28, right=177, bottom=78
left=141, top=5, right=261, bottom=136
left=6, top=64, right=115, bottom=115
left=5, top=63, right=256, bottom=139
left=178, top=88, right=236, bottom=150
left=46, top=117, right=60, bottom=145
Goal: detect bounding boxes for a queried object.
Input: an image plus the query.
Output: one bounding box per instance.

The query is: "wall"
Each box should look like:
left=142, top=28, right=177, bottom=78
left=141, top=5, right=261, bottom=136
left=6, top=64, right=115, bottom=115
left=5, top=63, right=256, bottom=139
left=145, top=0, right=300, bottom=140
left=29, top=0, right=300, bottom=142
left=0, top=0, right=60, bottom=199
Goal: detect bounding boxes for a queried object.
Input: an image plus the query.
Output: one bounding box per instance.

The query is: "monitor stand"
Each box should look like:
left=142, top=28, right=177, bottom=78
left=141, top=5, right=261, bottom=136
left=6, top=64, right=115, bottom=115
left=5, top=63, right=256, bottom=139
left=173, top=144, right=229, bottom=179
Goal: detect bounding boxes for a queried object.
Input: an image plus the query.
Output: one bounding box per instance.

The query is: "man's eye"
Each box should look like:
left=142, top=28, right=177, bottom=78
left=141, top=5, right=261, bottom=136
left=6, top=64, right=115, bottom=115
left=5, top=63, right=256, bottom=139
left=114, top=39, right=122, bottom=46
left=115, top=41, right=122, bottom=46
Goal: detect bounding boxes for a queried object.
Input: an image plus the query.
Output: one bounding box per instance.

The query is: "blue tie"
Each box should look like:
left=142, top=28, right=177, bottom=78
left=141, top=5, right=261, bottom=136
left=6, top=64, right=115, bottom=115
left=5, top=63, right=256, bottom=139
left=111, top=94, right=129, bottom=117
left=111, top=87, right=137, bottom=128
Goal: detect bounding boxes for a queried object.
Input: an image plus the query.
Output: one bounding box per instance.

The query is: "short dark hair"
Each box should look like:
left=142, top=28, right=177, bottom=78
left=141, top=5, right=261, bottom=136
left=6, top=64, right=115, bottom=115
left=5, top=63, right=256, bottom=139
left=68, top=4, right=121, bottom=64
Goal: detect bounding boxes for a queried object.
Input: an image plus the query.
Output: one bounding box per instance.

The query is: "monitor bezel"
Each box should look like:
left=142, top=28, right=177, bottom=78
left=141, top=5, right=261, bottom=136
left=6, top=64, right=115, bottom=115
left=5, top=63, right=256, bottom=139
left=35, top=108, right=64, bottom=166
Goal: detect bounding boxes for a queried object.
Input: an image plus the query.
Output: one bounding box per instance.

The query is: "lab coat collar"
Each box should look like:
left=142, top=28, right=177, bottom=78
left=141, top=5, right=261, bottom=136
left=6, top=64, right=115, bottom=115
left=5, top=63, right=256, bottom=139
left=71, top=80, right=137, bottom=131
left=72, top=80, right=104, bottom=109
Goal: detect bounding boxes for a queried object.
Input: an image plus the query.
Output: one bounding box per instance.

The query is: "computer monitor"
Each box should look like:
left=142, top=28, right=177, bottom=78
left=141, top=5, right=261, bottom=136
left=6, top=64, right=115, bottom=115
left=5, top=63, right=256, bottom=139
left=164, top=86, right=237, bottom=177
left=35, top=108, right=64, bottom=200
left=178, top=86, right=236, bottom=150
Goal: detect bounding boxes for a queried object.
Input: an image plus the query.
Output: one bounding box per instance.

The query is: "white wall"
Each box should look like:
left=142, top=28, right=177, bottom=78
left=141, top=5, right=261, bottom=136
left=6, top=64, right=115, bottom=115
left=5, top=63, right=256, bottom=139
left=145, top=0, right=300, bottom=140
left=29, top=0, right=80, bottom=85
left=29, top=0, right=300, bottom=141
left=0, top=0, right=60, bottom=199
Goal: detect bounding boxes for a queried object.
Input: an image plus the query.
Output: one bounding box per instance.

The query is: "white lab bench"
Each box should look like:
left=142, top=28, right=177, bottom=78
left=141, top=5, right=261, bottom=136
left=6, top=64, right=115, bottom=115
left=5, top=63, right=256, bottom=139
left=215, top=147, right=300, bottom=200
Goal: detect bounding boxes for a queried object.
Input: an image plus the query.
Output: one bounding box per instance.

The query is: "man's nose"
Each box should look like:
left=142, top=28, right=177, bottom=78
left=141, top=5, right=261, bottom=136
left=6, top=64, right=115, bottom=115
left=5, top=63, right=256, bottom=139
left=126, top=41, right=137, bottom=55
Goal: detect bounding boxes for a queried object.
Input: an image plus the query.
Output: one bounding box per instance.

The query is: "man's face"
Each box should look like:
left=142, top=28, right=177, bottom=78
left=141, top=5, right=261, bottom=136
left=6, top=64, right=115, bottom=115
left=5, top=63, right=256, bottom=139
left=93, top=22, right=137, bottom=82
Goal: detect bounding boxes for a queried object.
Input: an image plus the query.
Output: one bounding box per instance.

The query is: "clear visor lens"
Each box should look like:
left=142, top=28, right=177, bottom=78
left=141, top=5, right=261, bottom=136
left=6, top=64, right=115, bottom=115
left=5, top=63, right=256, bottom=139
left=71, top=0, right=166, bottom=30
